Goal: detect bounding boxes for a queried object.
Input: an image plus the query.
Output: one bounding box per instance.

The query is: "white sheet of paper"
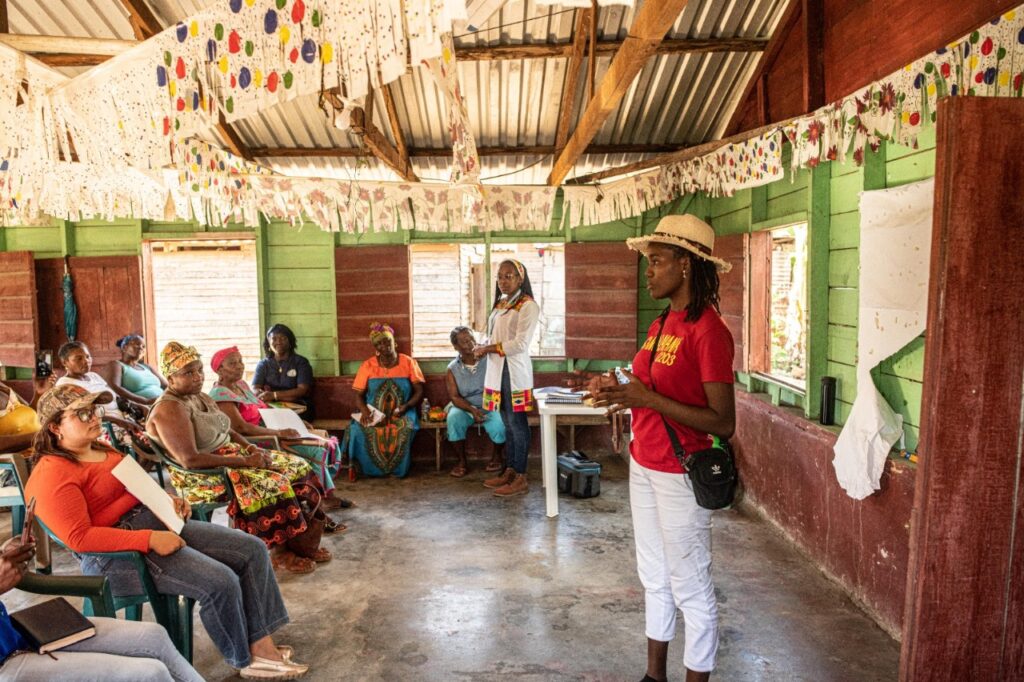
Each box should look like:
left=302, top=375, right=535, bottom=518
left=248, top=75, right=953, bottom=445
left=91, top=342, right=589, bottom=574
left=258, top=408, right=327, bottom=442
left=351, top=405, right=385, bottom=427
left=111, top=456, right=185, bottom=534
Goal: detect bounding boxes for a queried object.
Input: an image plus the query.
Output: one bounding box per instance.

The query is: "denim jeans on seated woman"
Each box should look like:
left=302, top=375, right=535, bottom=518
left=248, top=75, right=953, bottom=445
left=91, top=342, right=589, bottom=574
left=77, top=506, right=288, bottom=669
left=0, top=617, right=203, bottom=681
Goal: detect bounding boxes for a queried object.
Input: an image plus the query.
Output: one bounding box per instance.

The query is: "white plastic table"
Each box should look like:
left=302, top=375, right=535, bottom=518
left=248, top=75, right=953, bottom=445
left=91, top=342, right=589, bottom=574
left=537, top=397, right=610, bottom=518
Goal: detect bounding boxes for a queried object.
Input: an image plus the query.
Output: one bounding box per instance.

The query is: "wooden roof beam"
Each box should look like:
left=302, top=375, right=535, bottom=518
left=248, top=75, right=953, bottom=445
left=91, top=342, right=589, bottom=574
left=250, top=142, right=683, bottom=158
left=349, top=107, right=419, bottom=182
left=9, top=34, right=767, bottom=68
left=118, top=0, right=162, bottom=40
left=0, top=2, right=9, bottom=35
left=554, top=7, right=593, bottom=154
left=548, top=0, right=692, bottom=186
left=802, top=0, right=825, bottom=112
left=380, top=84, right=412, bottom=179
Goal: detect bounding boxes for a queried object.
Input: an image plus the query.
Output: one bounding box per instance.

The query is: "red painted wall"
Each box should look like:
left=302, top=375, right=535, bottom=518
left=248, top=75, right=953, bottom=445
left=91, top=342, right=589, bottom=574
left=732, top=392, right=915, bottom=636
left=729, top=0, right=1017, bottom=135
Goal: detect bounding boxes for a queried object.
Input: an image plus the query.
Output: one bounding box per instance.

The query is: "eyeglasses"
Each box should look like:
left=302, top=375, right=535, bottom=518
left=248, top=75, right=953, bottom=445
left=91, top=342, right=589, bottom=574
left=67, top=405, right=104, bottom=423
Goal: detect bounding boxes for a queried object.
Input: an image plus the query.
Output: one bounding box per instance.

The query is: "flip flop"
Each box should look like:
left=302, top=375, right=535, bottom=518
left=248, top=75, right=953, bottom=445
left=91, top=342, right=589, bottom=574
left=484, top=461, right=503, bottom=472
left=449, top=465, right=467, bottom=478
left=272, top=550, right=316, bottom=575
left=323, top=519, right=347, bottom=534
left=310, top=547, right=332, bottom=563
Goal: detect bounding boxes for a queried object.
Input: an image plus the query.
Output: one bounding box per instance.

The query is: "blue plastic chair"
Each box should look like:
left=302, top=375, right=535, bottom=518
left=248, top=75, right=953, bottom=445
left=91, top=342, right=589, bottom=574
left=37, top=517, right=196, bottom=663
left=0, top=460, right=27, bottom=537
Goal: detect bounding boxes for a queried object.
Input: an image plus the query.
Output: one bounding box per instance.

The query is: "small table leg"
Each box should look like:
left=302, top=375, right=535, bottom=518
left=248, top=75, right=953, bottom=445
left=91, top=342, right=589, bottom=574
left=541, top=413, right=558, bottom=518
left=435, top=429, right=442, bottom=471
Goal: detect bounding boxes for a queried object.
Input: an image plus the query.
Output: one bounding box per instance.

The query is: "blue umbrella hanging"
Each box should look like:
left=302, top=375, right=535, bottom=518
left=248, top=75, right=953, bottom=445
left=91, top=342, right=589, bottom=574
left=62, top=257, right=78, bottom=341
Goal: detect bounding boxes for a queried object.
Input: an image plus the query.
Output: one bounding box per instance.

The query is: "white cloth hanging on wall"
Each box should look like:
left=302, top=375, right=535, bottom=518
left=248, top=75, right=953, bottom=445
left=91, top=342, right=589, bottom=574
left=832, top=178, right=934, bottom=499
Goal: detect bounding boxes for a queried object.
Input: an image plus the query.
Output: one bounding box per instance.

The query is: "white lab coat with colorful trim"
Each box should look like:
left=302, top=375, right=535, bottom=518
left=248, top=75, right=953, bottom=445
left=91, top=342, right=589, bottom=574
left=482, top=291, right=540, bottom=412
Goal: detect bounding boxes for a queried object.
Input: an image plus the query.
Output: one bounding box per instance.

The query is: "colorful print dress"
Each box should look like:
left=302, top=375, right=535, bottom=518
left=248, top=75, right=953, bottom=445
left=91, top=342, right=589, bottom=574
left=148, top=391, right=325, bottom=548
left=347, top=354, right=425, bottom=478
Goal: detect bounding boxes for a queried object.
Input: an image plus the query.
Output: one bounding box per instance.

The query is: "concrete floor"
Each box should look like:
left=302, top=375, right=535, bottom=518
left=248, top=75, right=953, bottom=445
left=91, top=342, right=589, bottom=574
left=4, top=455, right=900, bottom=681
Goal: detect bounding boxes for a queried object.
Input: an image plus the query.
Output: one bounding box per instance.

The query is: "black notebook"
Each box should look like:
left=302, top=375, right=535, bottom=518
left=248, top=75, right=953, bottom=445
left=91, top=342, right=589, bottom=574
left=10, top=597, right=96, bottom=654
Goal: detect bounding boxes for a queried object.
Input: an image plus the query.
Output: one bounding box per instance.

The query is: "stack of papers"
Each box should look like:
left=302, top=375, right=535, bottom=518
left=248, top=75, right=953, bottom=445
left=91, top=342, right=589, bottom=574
left=535, top=387, right=585, bottom=404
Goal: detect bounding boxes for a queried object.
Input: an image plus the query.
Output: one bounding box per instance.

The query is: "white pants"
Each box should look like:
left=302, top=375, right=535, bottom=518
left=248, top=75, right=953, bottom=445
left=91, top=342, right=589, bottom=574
left=630, top=457, right=718, bottom=672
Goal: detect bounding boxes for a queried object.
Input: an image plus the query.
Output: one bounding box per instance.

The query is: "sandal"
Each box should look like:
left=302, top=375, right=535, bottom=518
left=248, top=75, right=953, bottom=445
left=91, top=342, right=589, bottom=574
left=449, top=465, right=467, bottom=478
left=484, top=461, right=503, bottom=472
left=311, top=547, right=332, bottom=563
left=272, top=550, right=316, bottom=575
left=323, top=519, right=347, bottom=534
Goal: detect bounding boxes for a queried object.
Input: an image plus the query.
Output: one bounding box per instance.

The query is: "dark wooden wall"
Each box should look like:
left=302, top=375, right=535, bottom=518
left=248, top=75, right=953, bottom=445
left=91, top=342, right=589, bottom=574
left=564, top=242, right=638, bottom=360
left=35, top=256, right=144, bottom=368
left=0, top=252, right=39, bottom=368
left=728, top=0, right=1019, bottom=135
left=900, top=97, right=1024, bottom=681
left=335, top=245, right=412, bottom=361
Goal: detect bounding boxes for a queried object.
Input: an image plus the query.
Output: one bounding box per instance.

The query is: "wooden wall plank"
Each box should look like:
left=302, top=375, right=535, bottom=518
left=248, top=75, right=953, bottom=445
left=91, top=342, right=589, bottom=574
left=564, top=242, right=638, bottom=361
left=336, top=246, right=411, bottom=360
left=901, top=97, right=1024, bottom=680
left=0, top=252, right=38, bottom=368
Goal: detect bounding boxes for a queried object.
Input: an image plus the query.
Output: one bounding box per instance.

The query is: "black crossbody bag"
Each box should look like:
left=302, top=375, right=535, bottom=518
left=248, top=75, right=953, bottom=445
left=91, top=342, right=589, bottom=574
left=647, top=308, right=738, bottom=510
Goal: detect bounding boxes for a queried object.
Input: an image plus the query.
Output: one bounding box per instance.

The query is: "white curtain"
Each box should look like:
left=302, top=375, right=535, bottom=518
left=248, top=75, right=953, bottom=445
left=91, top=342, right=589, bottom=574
left=832, top=178, right=934, bottom=499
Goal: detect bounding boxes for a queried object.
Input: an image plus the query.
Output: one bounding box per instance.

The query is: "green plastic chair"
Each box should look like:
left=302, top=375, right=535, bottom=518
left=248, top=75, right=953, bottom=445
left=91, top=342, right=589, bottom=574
left=17, top=571, right=117, bottom=619
left=144, top=438, right=232, bottom=523
left=36, top=517, right=196, bottom=663
left=102, top=422, right=166, bottom=489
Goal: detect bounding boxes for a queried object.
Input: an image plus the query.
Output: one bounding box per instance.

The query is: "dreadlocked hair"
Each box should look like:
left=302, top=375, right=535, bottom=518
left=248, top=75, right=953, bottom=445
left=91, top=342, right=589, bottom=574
left=669, top=245, right=721, bottom=323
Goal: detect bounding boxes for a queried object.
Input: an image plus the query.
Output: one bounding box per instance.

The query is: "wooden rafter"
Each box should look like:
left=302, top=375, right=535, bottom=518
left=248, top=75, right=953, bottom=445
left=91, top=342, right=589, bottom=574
left=349, top=107, right=419, bottom=182
left=380, top=84, right=412, bottom=177
left=567, top=114, right=803, bottom=185
left=554, top=7, right=593, bottom=154
left=0, top=2, right=9, bottom=35
left=722, top=0, right=802, bottom=137
left=10, top=34, right=767, bottom=68
left=249, top=142, right=682, bottom=158
left=802, top=0, right=825, bottom=112
left=547, top=0, right=691, bottom=186
left=118, top=0, right=161, bottom=40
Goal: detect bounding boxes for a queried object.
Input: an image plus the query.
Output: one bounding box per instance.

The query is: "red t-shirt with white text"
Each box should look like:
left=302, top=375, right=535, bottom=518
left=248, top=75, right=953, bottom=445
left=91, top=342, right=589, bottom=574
left=629, top=306, right=734, bottom=474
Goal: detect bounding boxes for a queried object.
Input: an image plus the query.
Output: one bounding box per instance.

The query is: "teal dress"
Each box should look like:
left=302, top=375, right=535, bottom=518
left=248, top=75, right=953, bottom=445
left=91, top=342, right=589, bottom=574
left=119, top=362, right=164, bottom=400
left=347, top=377, right=419, bottom=478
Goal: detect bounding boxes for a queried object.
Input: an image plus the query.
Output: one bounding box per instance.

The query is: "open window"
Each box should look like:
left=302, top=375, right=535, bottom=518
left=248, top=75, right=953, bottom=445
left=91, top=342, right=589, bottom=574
left=408, top=242, right=565, bottom=358
left=749, top=223, right=808, bottom=390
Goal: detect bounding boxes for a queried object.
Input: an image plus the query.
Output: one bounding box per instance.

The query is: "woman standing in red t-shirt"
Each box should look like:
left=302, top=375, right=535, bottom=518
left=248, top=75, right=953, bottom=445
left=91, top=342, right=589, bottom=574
left=589, top=214, right=735, bottom=682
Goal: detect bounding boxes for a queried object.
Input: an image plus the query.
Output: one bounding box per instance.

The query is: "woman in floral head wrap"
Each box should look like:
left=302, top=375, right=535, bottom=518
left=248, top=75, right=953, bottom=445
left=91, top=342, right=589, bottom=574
left=146, top=342, right=339, bottom=575
left=347, top=322, right=425, bottom=478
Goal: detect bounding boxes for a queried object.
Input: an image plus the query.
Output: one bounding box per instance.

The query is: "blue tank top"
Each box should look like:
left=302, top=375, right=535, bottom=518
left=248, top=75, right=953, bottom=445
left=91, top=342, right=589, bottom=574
left=447, top=356, right=487, bottom=408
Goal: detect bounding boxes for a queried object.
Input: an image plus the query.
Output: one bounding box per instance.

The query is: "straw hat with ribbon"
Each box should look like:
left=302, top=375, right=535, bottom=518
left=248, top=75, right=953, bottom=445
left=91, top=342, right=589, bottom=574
left=625, top=214, right=732, bottom=273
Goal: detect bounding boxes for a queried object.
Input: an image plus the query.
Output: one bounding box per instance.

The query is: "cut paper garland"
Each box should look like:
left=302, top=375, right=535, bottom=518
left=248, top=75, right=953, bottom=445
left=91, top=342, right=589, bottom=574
left=3, top=3, right=1024, bottom=231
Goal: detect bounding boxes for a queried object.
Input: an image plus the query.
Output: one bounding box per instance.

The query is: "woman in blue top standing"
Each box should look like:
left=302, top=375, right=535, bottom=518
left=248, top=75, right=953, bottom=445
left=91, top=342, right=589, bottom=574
left=252, top=324, right=316, bottom=420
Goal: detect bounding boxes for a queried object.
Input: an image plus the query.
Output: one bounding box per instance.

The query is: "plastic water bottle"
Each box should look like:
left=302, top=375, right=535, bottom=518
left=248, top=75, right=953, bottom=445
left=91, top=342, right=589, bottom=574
left=421, top=397, right=431, bottom=422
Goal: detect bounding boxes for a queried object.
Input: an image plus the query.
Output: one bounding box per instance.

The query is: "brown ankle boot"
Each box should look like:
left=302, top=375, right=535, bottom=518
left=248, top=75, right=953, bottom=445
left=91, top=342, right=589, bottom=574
left=493, top=473, right=528, bottom=497
left=484, top=467, right=515, bottom=489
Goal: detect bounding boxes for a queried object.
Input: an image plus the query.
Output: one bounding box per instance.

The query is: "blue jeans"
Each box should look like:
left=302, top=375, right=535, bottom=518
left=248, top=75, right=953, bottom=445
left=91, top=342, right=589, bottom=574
left=446, top=406, right=506, bottom=444
left=79, top=507, right=288, bottom=669
left=0, top=617, right=202, bottom=681
left=500, top=364, right=532, bottom=474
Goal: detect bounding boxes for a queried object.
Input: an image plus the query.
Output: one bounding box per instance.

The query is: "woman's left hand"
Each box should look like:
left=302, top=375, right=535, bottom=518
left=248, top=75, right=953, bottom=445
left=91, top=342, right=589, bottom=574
left=277, top=428, right=302, bottom=439
left=171, top=496, right=191, bottom=521
left=392, top=408, right=405, bottom=419
left=472, top=344, right=492, bottom=359
left=257, top=390, right=274, bottom=402
left=589, top=369, right=653, bottom=414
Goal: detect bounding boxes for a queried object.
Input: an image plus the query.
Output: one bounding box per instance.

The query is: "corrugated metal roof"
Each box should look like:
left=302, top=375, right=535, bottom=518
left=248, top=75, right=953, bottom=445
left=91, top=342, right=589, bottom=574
left=4, top=0, right=787, bottom=185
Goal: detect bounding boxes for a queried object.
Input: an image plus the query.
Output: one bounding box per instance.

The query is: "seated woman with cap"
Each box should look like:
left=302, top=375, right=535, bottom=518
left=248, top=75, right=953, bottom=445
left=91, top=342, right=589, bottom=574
left=25, top=384, right=310, bottom=680
left=208, top=346, right=350, bottom=511
left=145, top=342, right=339, bottom=575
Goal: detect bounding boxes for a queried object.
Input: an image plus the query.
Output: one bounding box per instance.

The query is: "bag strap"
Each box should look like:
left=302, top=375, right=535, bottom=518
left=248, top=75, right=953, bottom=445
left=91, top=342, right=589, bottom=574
left=647, top=308, right=691, bottom=469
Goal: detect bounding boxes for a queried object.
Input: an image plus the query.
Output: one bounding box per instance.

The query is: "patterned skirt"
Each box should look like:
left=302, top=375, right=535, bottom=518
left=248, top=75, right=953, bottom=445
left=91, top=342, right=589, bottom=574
left=169, top=443, right=324, bottom=548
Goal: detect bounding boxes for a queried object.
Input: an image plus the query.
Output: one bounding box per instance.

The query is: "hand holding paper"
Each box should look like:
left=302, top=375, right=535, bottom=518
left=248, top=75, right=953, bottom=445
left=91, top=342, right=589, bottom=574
left=111, top=456, right=185, bottom=534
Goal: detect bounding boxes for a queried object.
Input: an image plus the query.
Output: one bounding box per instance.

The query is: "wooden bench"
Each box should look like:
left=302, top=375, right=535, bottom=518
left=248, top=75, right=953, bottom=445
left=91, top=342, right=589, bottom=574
left=313, top=414, right=624, bottom=474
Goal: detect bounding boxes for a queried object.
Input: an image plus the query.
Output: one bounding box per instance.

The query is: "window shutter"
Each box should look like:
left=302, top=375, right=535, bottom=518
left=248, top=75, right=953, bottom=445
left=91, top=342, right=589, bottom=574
left=335, top=245, right=411, bottom=362
left=35, top=256, right=144, bottom=368
left=715, top=234, right=748, bottom=373
left=564, top=242, right=638, bottom=361
left=0, top=252, right=40, bottom=368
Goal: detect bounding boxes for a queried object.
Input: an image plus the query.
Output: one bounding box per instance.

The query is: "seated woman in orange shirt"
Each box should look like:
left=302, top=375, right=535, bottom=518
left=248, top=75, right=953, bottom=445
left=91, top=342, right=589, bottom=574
left=347, top=322, right=425, bottom=478
left=25, top=385, right=310, bottom=680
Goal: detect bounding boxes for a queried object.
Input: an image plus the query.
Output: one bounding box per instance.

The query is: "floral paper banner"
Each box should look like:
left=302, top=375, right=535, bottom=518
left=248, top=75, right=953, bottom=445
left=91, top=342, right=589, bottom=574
left=562, top=131, right=784, bottom=225
left=423, top=34, right=481, bottom=190
left=787, top=7, right=1024, bottom=170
